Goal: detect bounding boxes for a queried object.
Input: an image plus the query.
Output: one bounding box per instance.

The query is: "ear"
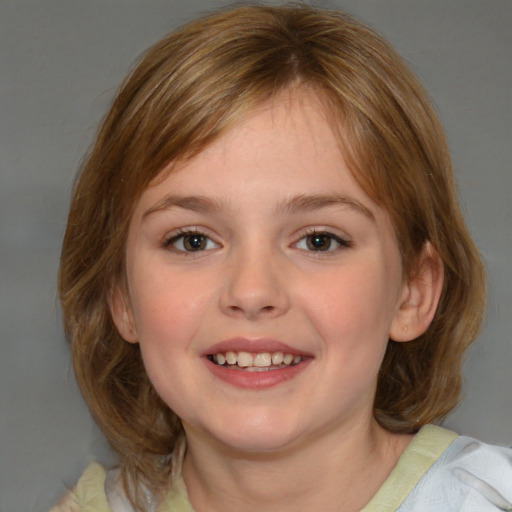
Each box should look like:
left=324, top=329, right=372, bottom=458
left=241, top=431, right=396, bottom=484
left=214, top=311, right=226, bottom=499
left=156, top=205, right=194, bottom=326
left=108, top=285, right=139, bottom=343
left=390, top=242, right=444, bottom=342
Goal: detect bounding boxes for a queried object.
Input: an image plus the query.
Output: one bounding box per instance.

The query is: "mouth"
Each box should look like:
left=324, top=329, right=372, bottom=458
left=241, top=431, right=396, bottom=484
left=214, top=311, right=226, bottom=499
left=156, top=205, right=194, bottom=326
left=207, top=351, right=303, bottom=371
left=203, top=338, right=311, bottom=388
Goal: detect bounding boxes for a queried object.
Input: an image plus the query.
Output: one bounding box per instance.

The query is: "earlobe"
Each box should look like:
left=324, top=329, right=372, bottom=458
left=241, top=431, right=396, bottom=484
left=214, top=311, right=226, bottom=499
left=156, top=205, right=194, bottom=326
left=108, top=286, right=139, bottom=343
left=390, top=242, right=444, bottom=342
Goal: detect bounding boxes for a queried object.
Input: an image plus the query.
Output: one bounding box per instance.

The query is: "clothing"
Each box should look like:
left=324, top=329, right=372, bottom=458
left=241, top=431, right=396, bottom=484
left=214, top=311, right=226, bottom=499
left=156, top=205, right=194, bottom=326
left=364, top=426, right=512, bottom=512
left=50, top=425, right=512, bottom=512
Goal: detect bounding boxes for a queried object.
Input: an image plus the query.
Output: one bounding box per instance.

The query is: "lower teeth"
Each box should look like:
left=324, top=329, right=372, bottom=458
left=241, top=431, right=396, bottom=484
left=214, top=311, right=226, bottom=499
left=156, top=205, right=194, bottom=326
left=232, top=364, right=291, bottom=371
left=243, top=366, right=276, bottom=372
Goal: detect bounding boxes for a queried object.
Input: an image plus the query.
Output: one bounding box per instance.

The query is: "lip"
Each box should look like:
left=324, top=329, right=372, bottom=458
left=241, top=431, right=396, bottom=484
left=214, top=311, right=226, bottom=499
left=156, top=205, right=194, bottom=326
left=202, top=337, right=313, bottom=390
left=203, top=337, right=312, bottom=357
left=204, top=356, right=311, bottom=389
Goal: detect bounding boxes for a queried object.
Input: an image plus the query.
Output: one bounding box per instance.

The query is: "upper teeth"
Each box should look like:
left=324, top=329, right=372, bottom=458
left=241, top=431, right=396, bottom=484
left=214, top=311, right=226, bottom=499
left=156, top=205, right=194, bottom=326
left=211, top=351, right=302, bottom=368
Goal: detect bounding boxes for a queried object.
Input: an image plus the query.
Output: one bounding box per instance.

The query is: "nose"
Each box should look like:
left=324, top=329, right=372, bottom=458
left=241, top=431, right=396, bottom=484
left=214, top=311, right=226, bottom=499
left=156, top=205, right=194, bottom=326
left=219, top=246, right=290, bottom=320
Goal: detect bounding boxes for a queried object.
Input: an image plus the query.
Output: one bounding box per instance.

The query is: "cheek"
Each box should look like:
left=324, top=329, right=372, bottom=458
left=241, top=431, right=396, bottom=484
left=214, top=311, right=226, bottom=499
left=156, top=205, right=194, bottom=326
left=128, top=273, right=213, bottom=412
left=128, top=263, right=216, bottom=351
left=307, top=264, right=399, bottom=402
left=307, top=263, right=398, bottom=336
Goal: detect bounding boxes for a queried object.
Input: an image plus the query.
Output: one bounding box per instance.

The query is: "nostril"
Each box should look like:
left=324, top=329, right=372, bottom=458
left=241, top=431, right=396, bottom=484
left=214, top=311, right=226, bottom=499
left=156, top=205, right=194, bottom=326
left=226, top=303, right=277, bottom=319
left=229, top=304, right=274, bottom=313
left=220, top=273, right=290, bottom=319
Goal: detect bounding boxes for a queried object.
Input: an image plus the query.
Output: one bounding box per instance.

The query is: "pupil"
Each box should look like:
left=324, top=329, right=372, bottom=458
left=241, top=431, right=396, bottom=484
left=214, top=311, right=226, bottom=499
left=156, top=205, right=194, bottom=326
left=308, top=234, right=331, bottom=251
left=184, top=234, right=206, bottom=251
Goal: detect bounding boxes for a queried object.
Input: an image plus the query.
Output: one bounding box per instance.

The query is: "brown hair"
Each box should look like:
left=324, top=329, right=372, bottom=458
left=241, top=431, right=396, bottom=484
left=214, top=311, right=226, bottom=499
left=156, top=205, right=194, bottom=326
left=58, top=3, right=485, bottom=507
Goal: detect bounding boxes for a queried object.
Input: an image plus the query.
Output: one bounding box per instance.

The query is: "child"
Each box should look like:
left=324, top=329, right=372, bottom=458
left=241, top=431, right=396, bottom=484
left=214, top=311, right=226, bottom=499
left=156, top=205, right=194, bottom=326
left=54, top=4, right=511, bottom=511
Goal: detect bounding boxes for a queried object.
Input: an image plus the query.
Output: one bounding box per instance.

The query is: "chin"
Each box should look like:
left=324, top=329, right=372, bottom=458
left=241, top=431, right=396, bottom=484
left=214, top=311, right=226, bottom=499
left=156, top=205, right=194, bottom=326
left=196, top=415, right=305, bottom=455
left=219, top=433, right=300, bottom=455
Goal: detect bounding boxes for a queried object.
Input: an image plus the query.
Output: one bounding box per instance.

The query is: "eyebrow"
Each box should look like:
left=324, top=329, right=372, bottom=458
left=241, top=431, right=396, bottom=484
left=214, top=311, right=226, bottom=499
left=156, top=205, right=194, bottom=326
left=143, top=195, right=227, bottom=218
left=143, top=193, right=375, bottom=221
left=277, top=193, right=375, bottom=220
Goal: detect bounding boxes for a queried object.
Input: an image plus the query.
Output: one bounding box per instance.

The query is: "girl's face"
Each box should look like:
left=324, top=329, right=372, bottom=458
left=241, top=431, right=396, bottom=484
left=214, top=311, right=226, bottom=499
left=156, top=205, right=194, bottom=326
left=113, top=91, right=408, bottom=453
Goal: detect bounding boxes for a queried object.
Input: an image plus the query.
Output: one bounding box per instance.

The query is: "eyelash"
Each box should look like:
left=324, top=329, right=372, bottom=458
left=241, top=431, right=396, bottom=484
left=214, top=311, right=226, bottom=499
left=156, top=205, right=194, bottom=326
left=294, top=229, right=352, bottom=254
left=163, top=228, right=351, bottom=255
left=163, top=229, right=220, bottom=254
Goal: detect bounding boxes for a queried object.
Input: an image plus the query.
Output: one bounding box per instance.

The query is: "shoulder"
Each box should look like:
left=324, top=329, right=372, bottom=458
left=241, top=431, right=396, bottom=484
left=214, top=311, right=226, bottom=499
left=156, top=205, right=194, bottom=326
left=401, top=428, right=512, bottom=511
left=49, top=462, right=111, bottom=512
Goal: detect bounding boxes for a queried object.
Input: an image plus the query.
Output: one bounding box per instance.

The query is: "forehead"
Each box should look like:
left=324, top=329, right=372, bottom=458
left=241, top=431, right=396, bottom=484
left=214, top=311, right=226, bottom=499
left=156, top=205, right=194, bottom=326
left=142, top=91, right=361, bottom=201
left=132, top=90, right=394, bottom=235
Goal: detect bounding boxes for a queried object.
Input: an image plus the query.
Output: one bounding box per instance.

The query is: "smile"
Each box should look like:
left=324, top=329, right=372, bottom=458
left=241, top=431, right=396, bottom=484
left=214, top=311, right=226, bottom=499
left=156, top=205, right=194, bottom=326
left=208, top=351, right=303, bottom=371
left=203, top=338, right=311, bottom=388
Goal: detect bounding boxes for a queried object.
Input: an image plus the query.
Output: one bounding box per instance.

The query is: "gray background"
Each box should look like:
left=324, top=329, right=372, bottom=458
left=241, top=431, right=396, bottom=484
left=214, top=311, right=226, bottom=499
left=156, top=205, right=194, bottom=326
left=1, top=0, right=510, bottom=510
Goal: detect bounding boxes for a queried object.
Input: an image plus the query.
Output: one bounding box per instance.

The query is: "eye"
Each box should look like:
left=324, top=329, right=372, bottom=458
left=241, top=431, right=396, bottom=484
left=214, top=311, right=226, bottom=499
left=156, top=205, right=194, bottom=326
left=295, top=231, right=351, bottom=252
left=165, top=230, right=219, bottom=252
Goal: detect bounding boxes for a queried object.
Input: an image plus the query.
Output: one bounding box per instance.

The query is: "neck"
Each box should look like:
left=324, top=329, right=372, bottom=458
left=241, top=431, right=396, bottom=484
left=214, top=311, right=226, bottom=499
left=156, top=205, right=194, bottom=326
left=181, top=418, right=412, bottom=512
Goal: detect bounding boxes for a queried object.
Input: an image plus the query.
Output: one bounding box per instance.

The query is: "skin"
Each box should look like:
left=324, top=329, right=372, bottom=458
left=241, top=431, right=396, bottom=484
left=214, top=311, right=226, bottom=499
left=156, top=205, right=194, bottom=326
left=111, top=90, right=443, bottom=511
